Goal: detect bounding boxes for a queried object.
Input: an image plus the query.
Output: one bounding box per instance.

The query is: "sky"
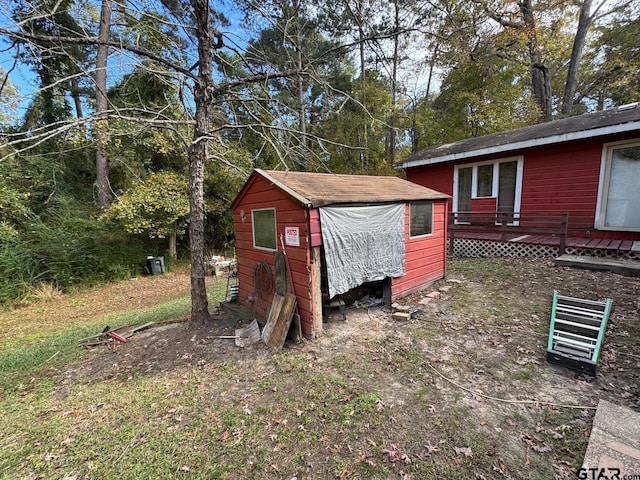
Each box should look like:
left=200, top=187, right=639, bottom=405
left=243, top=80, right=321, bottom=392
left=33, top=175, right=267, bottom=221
left=0, top=0, right=255, bottom=122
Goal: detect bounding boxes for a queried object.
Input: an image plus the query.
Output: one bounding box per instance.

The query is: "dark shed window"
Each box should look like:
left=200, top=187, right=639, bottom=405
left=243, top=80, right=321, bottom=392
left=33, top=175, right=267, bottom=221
left=252, top=208, right=277, bottom=250
left=410, top=202, right=433, bottom=237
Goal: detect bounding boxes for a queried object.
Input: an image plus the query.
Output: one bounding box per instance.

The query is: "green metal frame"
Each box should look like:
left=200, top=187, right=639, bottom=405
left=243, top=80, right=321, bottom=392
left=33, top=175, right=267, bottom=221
left=546, top=290, right=613, bottom=376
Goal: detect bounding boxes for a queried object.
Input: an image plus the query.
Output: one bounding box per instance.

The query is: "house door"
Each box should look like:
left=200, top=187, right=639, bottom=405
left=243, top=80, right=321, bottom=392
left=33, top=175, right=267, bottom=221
left=497, top=161, right=518, bottom=222
left=454, top=159, right=522, bottom=224
left=456, top=167, right=472, bottom=222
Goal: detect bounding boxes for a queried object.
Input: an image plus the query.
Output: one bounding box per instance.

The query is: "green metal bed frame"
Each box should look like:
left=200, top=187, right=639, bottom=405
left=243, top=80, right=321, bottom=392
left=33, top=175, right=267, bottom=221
left=546, top=290, right=613, bottom=376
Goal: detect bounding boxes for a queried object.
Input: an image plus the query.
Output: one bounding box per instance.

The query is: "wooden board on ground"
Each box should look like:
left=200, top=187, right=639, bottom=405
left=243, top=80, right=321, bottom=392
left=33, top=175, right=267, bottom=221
left=262, top=293, right=297, bottom=350
left=274, top=251, right=290, bottom=295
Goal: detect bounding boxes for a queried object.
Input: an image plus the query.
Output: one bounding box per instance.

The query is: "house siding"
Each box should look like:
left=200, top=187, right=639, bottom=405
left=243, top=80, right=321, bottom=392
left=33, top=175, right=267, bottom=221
left=519, top=140, right=600, bottom=216
left=391, top=201, right=448, bottom=299
left=233, top=175, right=316, bottom=337
left=406, top=164, right=454, bottom=196
left=405, top=135, right=640, bottom=241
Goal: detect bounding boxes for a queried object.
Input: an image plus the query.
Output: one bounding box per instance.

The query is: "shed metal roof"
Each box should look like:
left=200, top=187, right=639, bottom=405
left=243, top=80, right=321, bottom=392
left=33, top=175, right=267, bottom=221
left=251, top=169, right=450, bottom=208
left=396, top=103, right=640, bottom=169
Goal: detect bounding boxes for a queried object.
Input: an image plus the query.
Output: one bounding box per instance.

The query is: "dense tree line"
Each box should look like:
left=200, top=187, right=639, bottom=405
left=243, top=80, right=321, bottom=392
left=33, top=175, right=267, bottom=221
left=0, top=0, right=637, bottom=313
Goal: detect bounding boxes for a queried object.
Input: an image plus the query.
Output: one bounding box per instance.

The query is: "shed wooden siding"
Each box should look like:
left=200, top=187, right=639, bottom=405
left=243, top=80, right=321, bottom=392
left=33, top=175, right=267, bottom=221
left=309, top=208, right=322, bottom=247
left=233, top=175, right=315, bottom=336
left=391, top=200, right=448, bottom=299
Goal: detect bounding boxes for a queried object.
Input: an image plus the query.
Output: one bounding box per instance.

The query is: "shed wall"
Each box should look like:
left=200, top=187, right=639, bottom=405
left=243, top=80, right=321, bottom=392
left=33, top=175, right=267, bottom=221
left=391, top=200, right=448, bottom=299
left=233, top=175, right=316, bottom=337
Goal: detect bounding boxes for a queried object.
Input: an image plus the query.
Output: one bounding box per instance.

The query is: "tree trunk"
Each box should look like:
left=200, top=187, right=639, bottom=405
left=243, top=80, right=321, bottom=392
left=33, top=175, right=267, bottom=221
left=188, top=0, right=216, bottom=324
left=71, top=78, right=84, bottom=120
left=297, top=42, right=306, bottom=149
left=95, top=0, right=111, bottom=210
left=561, top=0, right=592, bottom=117
left=357, top=2, right=367, bottom=168
left=520, top=0, right=552, bottom=121
left=346, top=0, right=368, bottom=169
left=169, top=223, right=177, bottom=260
left=387, top=0, right=400, bottom=165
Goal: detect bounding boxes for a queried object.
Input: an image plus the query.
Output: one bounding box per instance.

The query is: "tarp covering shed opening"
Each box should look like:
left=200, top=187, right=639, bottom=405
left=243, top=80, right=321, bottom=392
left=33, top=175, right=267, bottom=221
left=320, top=204, right=405, bottom=298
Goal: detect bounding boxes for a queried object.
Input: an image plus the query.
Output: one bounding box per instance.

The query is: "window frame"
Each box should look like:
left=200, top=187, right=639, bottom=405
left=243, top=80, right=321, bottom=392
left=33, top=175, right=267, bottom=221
left=409, top=201, right=434, bottom=238
left=475, top=164, right=495, bottom=198
left=595, top=139, right=640, bottom=232
left=453, top=156, right=524, bottom=225
left=251, top=208, right=278, bottom=251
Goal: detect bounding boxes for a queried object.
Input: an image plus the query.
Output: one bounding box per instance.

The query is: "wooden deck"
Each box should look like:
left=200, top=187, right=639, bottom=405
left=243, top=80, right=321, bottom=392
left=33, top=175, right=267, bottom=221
left=455, top=231, right=639, bottom=254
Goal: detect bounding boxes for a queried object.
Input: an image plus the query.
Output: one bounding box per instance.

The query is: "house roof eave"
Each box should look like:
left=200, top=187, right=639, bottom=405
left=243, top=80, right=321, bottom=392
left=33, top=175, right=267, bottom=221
left=397, top=119, right=640, bottom=170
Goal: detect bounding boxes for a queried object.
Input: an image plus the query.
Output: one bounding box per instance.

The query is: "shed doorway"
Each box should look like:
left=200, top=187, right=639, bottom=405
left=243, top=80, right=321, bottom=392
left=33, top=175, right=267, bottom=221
left=318, top=244, right=392, bottom=323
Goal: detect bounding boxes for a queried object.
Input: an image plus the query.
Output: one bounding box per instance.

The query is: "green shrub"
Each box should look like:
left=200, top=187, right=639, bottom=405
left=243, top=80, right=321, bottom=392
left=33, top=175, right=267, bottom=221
left=0, top=196, right=155, bottom=304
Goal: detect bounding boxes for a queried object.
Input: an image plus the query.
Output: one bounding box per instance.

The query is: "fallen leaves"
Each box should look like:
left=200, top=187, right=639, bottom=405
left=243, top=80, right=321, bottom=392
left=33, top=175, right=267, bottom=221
left=381, top=445, right=412, bottom=464
left=520, top=434, right=552, bottom=453
left=553, top=461, right=575, bottom=479
left=423, top=442, right=439, bottom=456
left=497, top=457, right=507, bottom=474
left=453, top=446, right=473, bottom=458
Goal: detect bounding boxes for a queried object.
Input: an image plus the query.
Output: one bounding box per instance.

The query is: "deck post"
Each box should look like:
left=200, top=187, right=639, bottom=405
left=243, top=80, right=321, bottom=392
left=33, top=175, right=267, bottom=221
left=448, top=219, right=456, bottom=256
left=559, top=213, right=568, bottom=255
left=499, top=212, right=507, bottom=242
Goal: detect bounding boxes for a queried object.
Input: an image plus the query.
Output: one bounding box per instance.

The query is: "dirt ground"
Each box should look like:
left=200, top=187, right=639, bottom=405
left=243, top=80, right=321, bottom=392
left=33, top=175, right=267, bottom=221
left=73, top=258, right=639, bottom=407
left=53, top=258, right=640, bottom=478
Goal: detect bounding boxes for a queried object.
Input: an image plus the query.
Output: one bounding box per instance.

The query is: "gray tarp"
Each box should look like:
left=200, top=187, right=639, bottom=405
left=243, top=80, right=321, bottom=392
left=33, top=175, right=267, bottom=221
left=319, top=204, right=405, bottom=298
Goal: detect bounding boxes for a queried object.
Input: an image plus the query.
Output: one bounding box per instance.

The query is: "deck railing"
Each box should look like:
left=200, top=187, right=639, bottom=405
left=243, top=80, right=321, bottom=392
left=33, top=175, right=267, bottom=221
left=449, top=211, right=571, bottom=254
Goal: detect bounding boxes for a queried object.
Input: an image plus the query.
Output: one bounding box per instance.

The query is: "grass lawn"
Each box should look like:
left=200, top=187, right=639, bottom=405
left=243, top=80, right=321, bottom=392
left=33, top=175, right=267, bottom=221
left=1, top=258, right=638, bottom=479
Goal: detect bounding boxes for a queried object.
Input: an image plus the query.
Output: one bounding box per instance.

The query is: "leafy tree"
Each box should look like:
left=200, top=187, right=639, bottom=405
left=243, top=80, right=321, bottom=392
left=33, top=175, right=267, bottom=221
left=580, top=9, right=640, bottom=109
left=0, top=68, right=20, bottom=126
left=432, top=28, right=540, bottom=141
left=315, top=72, right=394, bottom=174
left=243, top=0, right=352, bottom=168
left=13, top=0, right=93, bottom=127
left=106, top=63, right=189, bottom=193
left=204, top=145, right=254, bottom=251
left=475, top=0, right=636, bottom=119
left=104, top=172, right=189, bottom=259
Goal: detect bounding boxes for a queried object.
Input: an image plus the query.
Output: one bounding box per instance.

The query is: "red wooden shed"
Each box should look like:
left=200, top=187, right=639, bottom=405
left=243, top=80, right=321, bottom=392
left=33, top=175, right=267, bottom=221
left=231, top=169, right=450, bottom=338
